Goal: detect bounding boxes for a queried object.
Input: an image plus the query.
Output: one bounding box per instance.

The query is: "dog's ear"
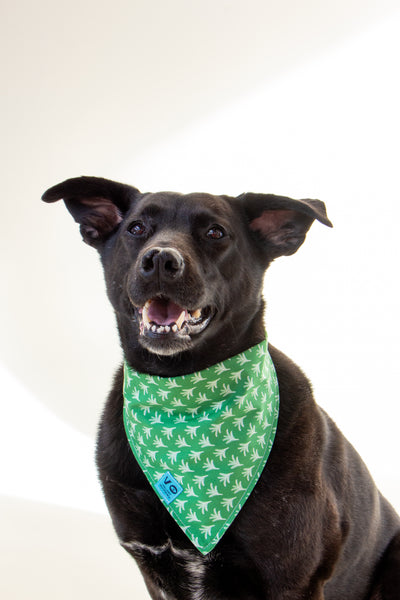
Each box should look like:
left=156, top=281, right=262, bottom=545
left=42, top=176, right=140, bottom=247
left=240, top=193, right=332, bottom=259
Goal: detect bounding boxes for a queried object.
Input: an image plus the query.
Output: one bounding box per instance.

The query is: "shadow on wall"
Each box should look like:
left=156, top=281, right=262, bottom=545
left=1, top=496, right=149, bottom=600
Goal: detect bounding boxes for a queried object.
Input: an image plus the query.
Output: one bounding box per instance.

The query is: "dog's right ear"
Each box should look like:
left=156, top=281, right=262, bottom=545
left=42, top=176, right=140, bottom=247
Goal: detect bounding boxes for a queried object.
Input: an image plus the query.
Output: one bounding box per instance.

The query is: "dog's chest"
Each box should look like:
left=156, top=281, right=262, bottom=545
left=122, top=538, right=209, bottom=600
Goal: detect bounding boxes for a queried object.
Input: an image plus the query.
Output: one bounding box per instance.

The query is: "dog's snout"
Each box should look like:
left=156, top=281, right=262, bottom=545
left=140, top=247, right=185, bottom=280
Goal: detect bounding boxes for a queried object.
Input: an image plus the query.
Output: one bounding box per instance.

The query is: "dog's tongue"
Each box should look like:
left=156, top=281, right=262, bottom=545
left=147, top=298, right=187, bottom=326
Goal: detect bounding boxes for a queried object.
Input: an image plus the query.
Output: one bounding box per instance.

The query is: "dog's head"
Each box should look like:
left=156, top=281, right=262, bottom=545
left=42, top=176, right=332, bottom=371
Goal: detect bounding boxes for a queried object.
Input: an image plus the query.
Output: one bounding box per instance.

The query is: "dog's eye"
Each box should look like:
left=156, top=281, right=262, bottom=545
left=128, top=221, right=147, bottom=237
left=206, top=226, right=226, bottom=240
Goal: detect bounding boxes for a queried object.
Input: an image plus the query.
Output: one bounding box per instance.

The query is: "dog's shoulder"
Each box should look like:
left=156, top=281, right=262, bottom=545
left=268, top=344, right=314, bottom=406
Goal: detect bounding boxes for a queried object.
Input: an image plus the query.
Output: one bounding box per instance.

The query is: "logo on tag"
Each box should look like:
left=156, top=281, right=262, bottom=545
left=155, top=471, right=183, bottom=505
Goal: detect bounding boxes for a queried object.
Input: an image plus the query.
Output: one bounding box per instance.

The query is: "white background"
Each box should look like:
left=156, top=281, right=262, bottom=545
left=1, top=1, right=400, bottom=598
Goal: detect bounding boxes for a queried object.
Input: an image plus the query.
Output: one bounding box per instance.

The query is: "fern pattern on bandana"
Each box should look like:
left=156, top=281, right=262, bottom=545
left=123, top=340, right=279, bottom=554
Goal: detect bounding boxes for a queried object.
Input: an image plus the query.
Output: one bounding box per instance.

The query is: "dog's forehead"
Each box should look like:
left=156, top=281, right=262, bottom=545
left=132, top=191, right=236, bottom=219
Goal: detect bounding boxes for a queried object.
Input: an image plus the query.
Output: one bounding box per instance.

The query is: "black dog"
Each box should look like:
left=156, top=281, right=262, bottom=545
left=43, top=176, right=400, bottom=599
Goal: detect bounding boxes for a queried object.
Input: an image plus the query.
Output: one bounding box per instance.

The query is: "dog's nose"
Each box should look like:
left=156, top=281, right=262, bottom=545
left=140, top=247, right=185, bottom=280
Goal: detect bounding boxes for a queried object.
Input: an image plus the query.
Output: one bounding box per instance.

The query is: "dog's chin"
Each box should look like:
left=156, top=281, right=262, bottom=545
left=135, top=296, right=213, bottom=357
left=139, top=330, right=199, bottom=356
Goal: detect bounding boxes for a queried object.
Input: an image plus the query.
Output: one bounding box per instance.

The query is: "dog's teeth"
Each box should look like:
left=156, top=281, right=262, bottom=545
left=142, top=304, right=150, bottom=328
left=172, top=324, right=178, bottom=333
left=151, top=325, right=157, bottom=332
left=157, top=326, right=165, bottom=334
left=175, top=311, right=187, bottom=330
left=191, top=309, right=201, bottom=319
left=164, top=325, right=170, bottom=333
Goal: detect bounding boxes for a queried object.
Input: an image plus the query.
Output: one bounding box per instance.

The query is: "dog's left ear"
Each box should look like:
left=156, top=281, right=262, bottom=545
left=42, top=176, right=140, bottom=247
left=240, top=193, right=333, bottom=258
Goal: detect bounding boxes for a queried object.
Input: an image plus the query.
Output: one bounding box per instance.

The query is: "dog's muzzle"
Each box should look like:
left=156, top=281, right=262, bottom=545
left=131, top=246, right=213, bottom=355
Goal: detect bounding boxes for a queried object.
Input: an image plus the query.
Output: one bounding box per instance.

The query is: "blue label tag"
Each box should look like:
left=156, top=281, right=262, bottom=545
left=155, top=472, right=183, bottom=505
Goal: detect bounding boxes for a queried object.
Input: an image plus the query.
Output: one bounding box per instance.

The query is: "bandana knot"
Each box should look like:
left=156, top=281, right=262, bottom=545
left=123, top=339, right=279, bottom=554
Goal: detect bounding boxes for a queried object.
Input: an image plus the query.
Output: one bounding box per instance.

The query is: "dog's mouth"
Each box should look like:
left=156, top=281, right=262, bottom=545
left=137, top=296, right=212, bottom=348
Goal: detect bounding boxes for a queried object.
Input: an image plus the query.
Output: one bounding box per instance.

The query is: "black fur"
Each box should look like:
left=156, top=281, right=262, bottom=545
left=43, top=176, right=400, bottom=599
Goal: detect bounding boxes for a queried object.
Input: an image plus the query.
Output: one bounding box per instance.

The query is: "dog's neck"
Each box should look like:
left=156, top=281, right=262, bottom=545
left=118, top=305, right=267, bottom=377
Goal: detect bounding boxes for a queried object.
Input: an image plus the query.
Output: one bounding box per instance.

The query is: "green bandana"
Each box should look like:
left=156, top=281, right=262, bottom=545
left=123, top=340, right=279, bottom=554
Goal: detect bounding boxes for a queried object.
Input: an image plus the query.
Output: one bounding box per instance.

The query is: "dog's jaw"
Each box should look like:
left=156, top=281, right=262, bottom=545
left=135, top=297, right=214, bottom=356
